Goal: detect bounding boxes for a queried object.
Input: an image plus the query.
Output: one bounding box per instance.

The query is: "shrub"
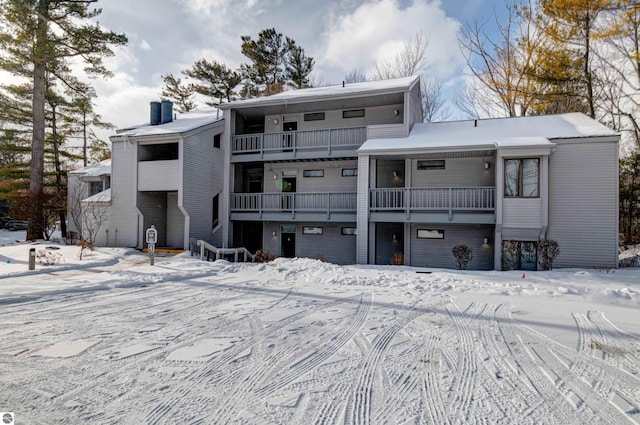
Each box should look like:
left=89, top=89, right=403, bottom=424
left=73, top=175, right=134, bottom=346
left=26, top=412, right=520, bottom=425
left=501, top=240, right=520, bottom=271
left=391, top=251, right=404, bottom=265
left=452, top=245, right=472, bottom=270
left=537, top=239, right=560, bottom=270
left=254, top=249, right=277, bottom=263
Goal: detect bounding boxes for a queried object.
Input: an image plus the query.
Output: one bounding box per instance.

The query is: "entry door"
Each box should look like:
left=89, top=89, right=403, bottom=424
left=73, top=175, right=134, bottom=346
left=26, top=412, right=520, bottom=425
left=281, top=176, right=296, bottom=210
left=281, top=231, right=296, bottom=257
left=282, top=121, right=297, bottom=150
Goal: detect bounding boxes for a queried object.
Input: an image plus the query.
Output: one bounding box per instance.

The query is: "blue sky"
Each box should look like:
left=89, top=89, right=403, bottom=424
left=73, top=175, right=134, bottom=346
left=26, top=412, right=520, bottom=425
left=87, top=0, right=507, bottom=132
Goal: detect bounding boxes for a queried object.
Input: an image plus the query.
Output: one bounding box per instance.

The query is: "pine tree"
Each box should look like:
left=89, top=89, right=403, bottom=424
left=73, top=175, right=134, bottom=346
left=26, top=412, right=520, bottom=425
left=182, top=60, right=241, bottom=106
left=0, top=0, right=126, bottom=239
left=285, top=40, right=314, bottom=89
left=161, top=73, right=196, bottom=112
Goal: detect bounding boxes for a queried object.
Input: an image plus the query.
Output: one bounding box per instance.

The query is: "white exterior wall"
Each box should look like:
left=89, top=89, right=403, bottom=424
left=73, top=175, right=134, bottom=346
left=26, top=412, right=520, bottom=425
left=137, top=160, right=180, bottom=191
left=548, top=138, right=619, bottom=268
left=66, top=173, right=87, bottom=236
left=108, top=140, right=142, bottom=247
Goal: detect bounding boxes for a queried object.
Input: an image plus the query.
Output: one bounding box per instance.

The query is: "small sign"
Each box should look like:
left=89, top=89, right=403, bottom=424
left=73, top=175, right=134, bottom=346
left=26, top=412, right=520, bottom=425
left=146, top=226, right=157, bottom=244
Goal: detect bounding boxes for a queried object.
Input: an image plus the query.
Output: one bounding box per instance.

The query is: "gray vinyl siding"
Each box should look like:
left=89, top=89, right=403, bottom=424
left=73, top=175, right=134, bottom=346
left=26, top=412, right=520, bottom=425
left=502, top=199, right=543, bottom=229
left=264, top=104, right=404, bottom=133
left=409, top=224, right=494, bottom=270
left=166, top=192, right=184, bottom=248
left=408, top=81, right=423, bottom=128
left=376, top=159, right=405, bottom=188
left=137, top=192, right=167, bottom=248
left=265, top=160, right=358, bottom=193
left=410, top=157, right=494, bottom=187
left=108, top=140, right=140, bottom=248
left=182, top=123, right=225, bottom=247
left=547, top=138, right=618, bottom=268
left=262, top=222, right=356, bottom=264
left=356, top=155, right=370, bottom=264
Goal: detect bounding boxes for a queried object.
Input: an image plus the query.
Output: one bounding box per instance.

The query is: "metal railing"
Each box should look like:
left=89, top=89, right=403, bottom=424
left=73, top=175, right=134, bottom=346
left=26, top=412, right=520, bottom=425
left=231, top=127, right=367, bottom=155
left=231, top=192, right=357, bottom=217
left=196, top=239, right=254, bottom=262
left=370, top=187, right=495, bottom=216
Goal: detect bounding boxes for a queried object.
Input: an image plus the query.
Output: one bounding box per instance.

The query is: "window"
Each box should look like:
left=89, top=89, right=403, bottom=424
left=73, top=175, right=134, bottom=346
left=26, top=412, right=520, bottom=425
left=303, top=169, right=324, bottom=178
left=502, top=240, right=537, bottom=271
left=89, top=181, right=103, bottom=196
left=213, top=133, right=221, bottom=149
left=302, top=226, right=323, bottom=235
left=341, top=227, right=357, bottom=236
left=343, top=109, right=365, bottom=119
left=104, top=176, right=111, bottom=190
left=342, top=168, right=357, bottom=177
left=417, top=229, right=444, bottom=239
left=139, top=142, right=178, bottom=161
left=505, top=158, right=539, bottom=197
left=212, top=194, right=219, bottom=229
left=417, top=160, right=445, bottom=170
left=304, top=112, right=325, bottom=121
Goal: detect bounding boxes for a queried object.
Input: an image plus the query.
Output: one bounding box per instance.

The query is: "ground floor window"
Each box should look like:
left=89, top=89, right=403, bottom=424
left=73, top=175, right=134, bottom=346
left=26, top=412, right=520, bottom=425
left=502, top=240, right=537, bottom=271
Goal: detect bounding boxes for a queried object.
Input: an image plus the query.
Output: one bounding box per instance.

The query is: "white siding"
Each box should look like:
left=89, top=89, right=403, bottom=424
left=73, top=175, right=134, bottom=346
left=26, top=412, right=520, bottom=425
left=367, top=124, right=408, bottom=139
left=108, top=140, right=141, bottom=248
left=548, top=139, right=618, bottom=268
left=66, top=173, right=87, bottom=236
left=356, top=155, right=370, bottom=264
left=137, top=160, right=179, bottom=191
left=81, top=203, right=111, bottom=247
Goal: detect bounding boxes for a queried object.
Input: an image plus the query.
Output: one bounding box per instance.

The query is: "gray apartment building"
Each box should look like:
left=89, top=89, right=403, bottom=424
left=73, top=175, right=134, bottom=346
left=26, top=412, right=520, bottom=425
left=72, top=76, right=619, bottom=270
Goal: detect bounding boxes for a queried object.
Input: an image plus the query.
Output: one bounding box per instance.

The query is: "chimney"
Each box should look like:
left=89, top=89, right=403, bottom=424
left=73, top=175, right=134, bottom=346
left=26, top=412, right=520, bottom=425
left=160, top=100, right=173, bottom=124
left=150, top=101, right=161, bottom=125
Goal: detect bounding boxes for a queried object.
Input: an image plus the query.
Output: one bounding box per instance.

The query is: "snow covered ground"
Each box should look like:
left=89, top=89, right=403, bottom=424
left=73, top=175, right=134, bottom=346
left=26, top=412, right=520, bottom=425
left=0, top=229, right=638, bottom=424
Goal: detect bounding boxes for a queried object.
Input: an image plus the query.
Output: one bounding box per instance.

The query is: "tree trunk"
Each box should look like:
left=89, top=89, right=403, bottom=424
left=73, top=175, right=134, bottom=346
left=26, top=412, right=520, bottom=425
left=28, top=0, right=49, bottom=240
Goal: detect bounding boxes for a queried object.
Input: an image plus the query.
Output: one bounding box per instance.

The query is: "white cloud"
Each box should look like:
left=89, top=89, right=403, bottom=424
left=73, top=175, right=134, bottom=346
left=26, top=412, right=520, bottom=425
left=321, top=0, right=464, bottom=79
left=139, top=40, right=151, bottom=51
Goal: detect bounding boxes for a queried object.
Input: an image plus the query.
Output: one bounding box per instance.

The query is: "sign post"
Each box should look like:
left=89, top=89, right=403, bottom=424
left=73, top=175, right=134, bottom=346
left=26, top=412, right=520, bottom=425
left=146, top=225, right=157, bottom=266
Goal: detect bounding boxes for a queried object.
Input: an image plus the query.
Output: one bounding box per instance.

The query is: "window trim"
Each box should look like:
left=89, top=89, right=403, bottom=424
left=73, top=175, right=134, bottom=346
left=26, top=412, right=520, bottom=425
left=303, top=112, right=325, bottom=121
left=341, top=227, right=357, bottom=236
left=302, top=226, right=323, bottom=235
left=504, top=158, right=540, bottom=198
left=417, top=160, right=445, bottom=170
left=213, top=133, right=221, bottom=149
left=342, top=168, right=357, bottom=177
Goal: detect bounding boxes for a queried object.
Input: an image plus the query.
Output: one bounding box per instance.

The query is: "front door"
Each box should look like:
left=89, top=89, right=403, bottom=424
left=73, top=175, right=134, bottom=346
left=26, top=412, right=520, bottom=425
left=282, top=121, right=297, bottom=150
left=281, top=230, right=296, bottom=257
left=281, top=176, right=296, bottom=210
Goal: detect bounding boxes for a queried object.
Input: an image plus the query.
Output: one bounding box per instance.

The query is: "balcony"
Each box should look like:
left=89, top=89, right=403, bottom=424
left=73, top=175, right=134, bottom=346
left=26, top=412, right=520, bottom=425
left=370, top=187, right=496, bottom=223
left=230, top=192, right=357, bottom=222
left=231, top=127, right=366, bottom=162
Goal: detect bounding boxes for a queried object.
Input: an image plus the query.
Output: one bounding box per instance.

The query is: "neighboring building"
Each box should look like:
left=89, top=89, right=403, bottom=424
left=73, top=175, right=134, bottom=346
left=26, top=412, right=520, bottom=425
left=67, top=159, right=112, bottom=244
left=80, top=76, right=619, bottom=270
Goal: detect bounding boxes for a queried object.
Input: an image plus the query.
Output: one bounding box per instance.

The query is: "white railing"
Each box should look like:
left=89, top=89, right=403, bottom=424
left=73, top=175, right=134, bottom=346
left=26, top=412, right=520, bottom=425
left=231, top=127, right=367, bottom=155
left=196, top=239, right=254, bottom=262
left=370, top=187, right=495, bottom=213
left=231, top=192, right=357, bottom=216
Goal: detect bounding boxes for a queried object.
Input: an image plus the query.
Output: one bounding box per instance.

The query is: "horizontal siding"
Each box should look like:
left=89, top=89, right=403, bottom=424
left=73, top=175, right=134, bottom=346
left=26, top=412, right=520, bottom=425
left=166, top=192, right=184, bottom=248
left=264, top=104, right=404, bottom=133
left=548, top=140, right=618, bottom=268
left=265, top=160, right=358, bottom=193
left=367, top=124, right=408, bottom=139
left=183, top=123, right=225, bottom=247
left=138, top=160, right=179, bottom=191
left=411, top=157, right=494, bottom=187
left=107, top=141, right=139, bottom=247
left=137, top=192, right=167, bottom=248
left=409, top=224, right=494, bottom=270
left=502, top=198, right=542, bottom=229
left=262, top=222, right=357, bottom=265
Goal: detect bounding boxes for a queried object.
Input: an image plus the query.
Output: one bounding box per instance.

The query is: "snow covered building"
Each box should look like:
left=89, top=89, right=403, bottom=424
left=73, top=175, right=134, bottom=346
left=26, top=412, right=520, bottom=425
left=105, top=102, right=225, bottom=249
left=91, top=76, right=618, bottom=270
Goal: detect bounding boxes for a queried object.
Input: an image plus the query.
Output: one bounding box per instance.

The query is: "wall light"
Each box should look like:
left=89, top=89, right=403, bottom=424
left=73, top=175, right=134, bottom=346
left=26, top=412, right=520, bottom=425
left=393, top=109, right=399, bottom=116
left=272, top=231, right=277, bottom=237
left=483, top=237, right=489, bottom=244
left=393, top=170, right=399, bottom=177
left=273, top=119, right=279, bottom=125
left=484, top=162, right=491, bottom=169
left=273, top=173, right=278, bottom=180
left=392, top=234, right=397, bottom=241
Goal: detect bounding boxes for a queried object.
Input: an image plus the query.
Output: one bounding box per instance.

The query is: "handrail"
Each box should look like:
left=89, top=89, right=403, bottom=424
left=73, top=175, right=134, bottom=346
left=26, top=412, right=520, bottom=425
left=196, top=240, right=255, bottom=262
left=231, top=127, right=366, bottom=154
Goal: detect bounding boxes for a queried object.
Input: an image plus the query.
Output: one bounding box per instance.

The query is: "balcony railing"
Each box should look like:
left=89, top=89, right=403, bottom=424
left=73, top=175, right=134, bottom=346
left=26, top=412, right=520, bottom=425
left=231, top=192, right=357, bottom=217
left=370, top=187, right=495, bottom=217
left=231, top=127, right=367, bottom=155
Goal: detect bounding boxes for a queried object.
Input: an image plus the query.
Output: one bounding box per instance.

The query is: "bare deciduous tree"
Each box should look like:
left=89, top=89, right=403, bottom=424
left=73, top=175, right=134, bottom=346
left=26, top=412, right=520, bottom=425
left=372, top=31, right=430, bottom=80
left=344, top=68, right=367, bottom=84
left=421, top=77, right=450, bottom=122
left=68, top=185, right=108, bottom=260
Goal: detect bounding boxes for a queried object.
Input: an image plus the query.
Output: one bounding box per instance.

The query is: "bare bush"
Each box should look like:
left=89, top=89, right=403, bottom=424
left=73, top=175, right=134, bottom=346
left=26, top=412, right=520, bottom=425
left=452, top=245, right=472, bottom=270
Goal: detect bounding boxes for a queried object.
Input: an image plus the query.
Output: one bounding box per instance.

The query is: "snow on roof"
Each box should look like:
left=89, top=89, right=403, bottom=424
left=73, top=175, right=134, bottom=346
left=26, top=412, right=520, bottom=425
left=82, top=188, right=111, bottom=203
left=359, top=113, right=617, bottom=153
left=219, top=75, right=420, bottom=109
left=114, top=108, right=223, bottom=138
left=69, top=159, right=111, bottom=176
